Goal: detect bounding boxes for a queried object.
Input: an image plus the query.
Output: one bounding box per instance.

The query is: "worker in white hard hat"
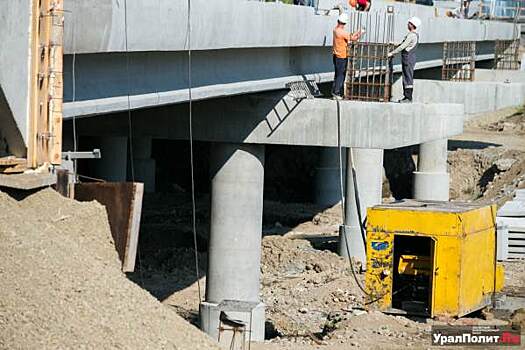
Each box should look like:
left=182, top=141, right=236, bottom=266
left=332, top=13, right=364, bottom=99
left=388, top=17, right=421, bottom=103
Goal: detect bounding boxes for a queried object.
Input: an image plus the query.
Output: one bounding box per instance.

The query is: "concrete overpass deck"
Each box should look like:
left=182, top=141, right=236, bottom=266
left=0, top=0, right=519, bottom=155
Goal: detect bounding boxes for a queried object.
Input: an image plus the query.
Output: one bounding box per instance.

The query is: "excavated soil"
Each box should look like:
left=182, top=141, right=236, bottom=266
left=0, top=189, right=218, bottom=350
left=448, top=107, right=525, bottom=206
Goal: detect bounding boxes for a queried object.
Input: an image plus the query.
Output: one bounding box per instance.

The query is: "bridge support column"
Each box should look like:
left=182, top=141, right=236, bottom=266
left=91, top=136, right=128, bottom=182
left=339, top=148, right=383, bottom=266
left=132, top=137, right=155, bottom=192
left=200, top=142, right=265, bottom=343
left=413, top=139, right=449, bottom=201
left=314, top=147, right=346, bottom=206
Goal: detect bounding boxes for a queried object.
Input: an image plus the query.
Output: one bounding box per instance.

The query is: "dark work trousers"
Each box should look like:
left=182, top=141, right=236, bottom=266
left=401, top=49, right=416, bottom=100
left=332, top=55, right=348, bottom=97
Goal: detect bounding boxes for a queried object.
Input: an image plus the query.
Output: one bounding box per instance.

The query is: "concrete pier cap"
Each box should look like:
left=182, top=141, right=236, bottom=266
left=201, top=142, right=265, bottom=343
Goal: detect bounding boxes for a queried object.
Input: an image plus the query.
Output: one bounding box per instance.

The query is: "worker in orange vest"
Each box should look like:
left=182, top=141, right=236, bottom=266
left=332, top=13, right=364, bottom=99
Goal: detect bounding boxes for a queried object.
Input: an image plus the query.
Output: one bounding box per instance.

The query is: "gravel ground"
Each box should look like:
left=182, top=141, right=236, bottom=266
left=0, top=189, right=218, bottom=350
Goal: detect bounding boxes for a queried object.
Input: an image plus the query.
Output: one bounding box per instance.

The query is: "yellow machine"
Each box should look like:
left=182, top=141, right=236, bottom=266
left=365, top=200, right=505, bottom=318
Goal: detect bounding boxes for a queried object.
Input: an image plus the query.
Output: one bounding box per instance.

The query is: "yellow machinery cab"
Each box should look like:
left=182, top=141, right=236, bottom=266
left=365, top=200, right=505, bottom=318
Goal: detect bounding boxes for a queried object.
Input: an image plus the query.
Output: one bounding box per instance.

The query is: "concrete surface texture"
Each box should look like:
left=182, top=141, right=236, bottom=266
left=2, top=0, right=517, bottom=153
left=204, top=142, right=266, bottom=340
left=413, top=139, right=450, bottom=201
left=474, top=68, right=525, bottom=83
left=393, top=78, right=525, bottom=117
left=314, top=147, right=346, bottom=206
left=0, top=0, right=32, bottom=153
left=62, top=0, right=517, bottom=53
left=59, top=1, right=516, bottom=119
left=71, top=95, right=465, bottom=149
left=339, top=148, right=384, bottom=265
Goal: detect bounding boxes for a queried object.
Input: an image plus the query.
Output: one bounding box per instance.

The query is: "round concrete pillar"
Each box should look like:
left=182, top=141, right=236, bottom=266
left=132, top=137, right=156, bottom=193
left=413, top=139, right=449, bottom=201
left=339, top=148, right=383, bottom=266
left=200, top=142, right=265, bottom=342
left=314, top=147, right=346, bottom=206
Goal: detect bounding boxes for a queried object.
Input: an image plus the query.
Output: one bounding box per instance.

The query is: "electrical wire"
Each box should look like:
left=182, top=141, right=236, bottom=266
left=336, top=100, right=385, bottom=304
left=123, top=0, right=135, bottom=183
left=186, top=0, right=203, bottom=303
left=123, top=0, right=144, bottom=286
left=71, top=10, right=78, bottom=179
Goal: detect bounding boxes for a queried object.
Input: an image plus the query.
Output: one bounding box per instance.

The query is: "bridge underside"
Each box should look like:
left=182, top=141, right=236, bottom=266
left=69, top=92, right=464, bottom=150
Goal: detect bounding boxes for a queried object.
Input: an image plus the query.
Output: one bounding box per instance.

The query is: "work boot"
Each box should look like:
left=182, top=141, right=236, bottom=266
left=404, top=88, right=413, bottom=101
left=398, top=88, right=413, bottom=103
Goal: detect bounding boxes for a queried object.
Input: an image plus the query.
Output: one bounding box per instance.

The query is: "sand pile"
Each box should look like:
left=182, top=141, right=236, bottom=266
left=0, top=189, right=218, bottom=350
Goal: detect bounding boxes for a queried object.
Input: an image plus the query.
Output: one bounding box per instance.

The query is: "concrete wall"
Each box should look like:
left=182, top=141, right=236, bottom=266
left=0, top=0, right=32, bottom=155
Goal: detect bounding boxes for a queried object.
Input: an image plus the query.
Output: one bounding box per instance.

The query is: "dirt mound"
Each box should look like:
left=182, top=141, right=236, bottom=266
left=0, top=189, right=218, bottom=350
left=485, top=109, right=525, bottom=135
left=448, top=147, right=525, bottom=203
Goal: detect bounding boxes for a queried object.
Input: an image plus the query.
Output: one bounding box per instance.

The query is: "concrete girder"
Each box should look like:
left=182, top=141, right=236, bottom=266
left=70, top=94, right=465, bottom=150
left=393, top=78, right=525, bottom=118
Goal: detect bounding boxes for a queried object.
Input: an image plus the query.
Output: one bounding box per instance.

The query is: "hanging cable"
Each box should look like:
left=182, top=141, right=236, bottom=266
left=186, top=0, right=202, bottom=303
left=64, top=9, right=79, bottom=182
left=336, top=100, right=385, bottom=304
left=123, top=0, right=145, bottom=286
left=123, top=0, right=135, bottom=183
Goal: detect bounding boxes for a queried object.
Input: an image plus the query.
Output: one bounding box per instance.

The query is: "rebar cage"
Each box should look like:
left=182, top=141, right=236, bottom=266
left=494, top=39, right=521, bottom=70
left=442, top=41, right=476, bottom=81
left=344, top=10, right=395, bottom=102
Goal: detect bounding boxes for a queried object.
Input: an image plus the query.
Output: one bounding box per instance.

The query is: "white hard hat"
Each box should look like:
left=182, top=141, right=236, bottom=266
left=338, top=13, right=349, bottom=24
left=408, top=16, right=422, bottom=29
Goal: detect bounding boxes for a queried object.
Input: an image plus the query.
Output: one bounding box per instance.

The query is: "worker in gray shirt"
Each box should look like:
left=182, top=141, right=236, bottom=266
left=388, top=17, right=421, bottom=103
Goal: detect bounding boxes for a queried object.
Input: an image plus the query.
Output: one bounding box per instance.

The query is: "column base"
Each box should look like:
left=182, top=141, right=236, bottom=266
left=200, top=301, right=265, bottom=344
left=413, top=171, right=449, bottom=201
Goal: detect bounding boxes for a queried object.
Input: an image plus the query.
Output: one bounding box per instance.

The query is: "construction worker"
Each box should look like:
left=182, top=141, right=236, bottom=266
left=388, top=17, right=421, bottom=103
left=332, top=13, right=363, bottom=100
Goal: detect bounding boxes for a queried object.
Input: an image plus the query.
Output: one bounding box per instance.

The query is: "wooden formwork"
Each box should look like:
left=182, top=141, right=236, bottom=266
left=27, top=0, right=64, bottom=169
